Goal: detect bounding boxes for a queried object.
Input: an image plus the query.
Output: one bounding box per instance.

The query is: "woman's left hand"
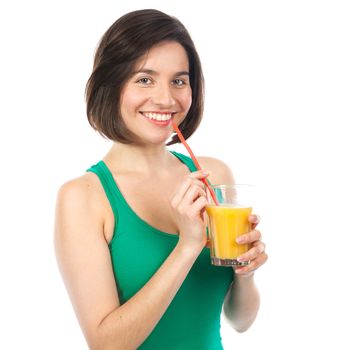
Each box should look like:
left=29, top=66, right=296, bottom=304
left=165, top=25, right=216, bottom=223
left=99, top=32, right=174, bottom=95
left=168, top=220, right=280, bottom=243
left=234, top=214, right=268, bottom=276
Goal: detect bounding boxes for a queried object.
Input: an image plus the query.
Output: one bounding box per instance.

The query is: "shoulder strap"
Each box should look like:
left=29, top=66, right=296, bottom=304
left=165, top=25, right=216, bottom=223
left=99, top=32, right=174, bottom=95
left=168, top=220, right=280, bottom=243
left=86, top=161, right=120, bottom=223
left=169, top=150, right=198, bottom=172
left=169, top=150, right=213, bottom=187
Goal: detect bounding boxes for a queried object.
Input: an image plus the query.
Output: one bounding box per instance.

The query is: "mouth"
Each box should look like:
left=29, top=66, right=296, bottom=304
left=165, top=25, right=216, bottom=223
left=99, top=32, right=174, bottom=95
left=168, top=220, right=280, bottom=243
left=140, top=111, right=175, bottom=126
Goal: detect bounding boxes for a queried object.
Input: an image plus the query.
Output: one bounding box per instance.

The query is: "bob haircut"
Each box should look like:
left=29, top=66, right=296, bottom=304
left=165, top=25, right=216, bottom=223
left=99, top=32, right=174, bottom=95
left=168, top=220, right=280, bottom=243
left=85, top=9, right=204, bottom=145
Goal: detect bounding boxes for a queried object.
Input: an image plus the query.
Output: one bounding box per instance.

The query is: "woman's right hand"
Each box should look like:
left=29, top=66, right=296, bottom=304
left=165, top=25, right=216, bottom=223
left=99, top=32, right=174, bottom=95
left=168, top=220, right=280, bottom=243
left=170, top=170, right=210, bottom=253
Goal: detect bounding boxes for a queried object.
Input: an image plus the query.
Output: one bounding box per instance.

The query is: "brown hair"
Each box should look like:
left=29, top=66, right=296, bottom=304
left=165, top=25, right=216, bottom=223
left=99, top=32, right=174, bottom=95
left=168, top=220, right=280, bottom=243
left=85, top=9, right=204, bottom=145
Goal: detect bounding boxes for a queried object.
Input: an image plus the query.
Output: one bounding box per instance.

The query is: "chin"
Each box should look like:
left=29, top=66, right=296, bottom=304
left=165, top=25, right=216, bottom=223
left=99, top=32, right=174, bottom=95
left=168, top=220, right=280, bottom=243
left=148, top=136, right=171, bottom=146
left=141, top=130, right=174, bottom=146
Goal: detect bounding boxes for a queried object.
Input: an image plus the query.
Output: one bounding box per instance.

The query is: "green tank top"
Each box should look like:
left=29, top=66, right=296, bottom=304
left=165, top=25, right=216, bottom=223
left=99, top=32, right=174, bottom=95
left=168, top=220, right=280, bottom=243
left=87, top=150, right=234, bottom=350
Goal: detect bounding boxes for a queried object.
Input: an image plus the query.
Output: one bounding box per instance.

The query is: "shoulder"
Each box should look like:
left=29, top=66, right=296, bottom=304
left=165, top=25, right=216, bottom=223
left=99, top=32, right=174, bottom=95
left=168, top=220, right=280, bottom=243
left=55, top=172, right=113, bottom=239
left=197, top=156, right=235, bottom=185
left=56, top=172, right=102, bottom=210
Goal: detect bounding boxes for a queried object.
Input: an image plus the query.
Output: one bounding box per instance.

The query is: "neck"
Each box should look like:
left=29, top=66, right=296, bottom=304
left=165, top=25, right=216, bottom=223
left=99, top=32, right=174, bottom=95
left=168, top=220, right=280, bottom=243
left=104, top=142, right=174, bottom=175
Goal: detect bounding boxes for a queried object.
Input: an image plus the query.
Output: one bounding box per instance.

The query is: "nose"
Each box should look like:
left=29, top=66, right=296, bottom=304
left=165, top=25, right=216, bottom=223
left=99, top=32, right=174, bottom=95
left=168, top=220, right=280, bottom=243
left=151, top=83, right=176, bottom=107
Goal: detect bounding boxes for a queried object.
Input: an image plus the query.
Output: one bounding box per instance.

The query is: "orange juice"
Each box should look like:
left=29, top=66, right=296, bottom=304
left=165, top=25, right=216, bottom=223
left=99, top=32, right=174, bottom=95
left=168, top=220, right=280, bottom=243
left=206, top=205, right=252, bottom=264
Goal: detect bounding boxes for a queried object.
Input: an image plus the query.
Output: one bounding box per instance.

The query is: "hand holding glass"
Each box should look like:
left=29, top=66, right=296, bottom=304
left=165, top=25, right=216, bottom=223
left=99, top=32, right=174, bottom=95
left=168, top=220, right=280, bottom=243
left=206, top=184, right=253, bottom=266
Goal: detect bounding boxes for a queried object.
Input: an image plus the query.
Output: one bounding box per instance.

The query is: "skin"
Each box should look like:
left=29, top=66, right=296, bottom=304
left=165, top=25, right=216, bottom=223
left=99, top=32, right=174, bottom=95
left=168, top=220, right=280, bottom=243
left=54, top=41, right=267, bottom=349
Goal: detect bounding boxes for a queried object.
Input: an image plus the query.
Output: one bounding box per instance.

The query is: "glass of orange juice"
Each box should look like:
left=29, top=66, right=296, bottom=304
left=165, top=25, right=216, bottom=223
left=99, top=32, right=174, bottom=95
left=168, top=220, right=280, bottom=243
left=205, top=184, right=253, bottom=266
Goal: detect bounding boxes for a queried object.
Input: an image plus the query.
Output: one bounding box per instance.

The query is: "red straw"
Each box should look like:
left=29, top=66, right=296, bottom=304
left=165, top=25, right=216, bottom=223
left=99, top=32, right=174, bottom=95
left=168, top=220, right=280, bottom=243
left=172, top=121, right=219, bottom=206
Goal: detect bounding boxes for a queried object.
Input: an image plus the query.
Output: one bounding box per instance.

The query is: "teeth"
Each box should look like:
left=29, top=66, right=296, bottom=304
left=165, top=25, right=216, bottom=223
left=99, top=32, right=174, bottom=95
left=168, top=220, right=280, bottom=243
left=143, top=112, right=172, bottom=121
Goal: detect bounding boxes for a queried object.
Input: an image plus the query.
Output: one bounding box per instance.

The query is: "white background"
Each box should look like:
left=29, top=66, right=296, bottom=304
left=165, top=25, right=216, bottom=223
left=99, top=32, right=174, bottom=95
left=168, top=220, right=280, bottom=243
left=1, top=0, right=349, bottom=349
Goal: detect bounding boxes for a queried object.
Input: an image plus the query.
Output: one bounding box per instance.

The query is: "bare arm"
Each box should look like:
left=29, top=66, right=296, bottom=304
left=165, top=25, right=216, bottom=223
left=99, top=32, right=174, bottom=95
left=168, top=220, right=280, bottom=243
left=223, top=224, right=267, bottom=332
left=95, top=241, right=200, bottom=349
left=197, top=156, right=267, bottom=332
left=223, top=274, right=260, bottom=332
left=54, top=171, right=209, bottom=349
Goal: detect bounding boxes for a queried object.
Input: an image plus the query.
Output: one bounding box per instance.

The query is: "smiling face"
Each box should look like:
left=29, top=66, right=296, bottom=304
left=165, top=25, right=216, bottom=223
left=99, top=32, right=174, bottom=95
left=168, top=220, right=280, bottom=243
left=119, top=41, right=192, bottom=145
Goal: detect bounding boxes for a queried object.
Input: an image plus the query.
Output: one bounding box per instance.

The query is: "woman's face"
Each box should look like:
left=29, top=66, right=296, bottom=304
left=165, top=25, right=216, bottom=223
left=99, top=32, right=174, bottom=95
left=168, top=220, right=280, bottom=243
left=120, top=41, right=192, bottom=145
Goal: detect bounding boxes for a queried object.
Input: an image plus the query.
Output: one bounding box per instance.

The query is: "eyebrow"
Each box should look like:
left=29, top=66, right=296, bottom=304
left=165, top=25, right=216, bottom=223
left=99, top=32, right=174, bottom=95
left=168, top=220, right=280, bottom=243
left=133, top=69, right=190, bottom=76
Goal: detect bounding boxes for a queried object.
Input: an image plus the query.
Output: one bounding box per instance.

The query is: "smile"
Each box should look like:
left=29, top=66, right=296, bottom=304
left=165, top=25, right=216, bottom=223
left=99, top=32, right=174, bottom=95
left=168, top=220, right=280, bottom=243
left=140, top=112, right=174, bottom=127
left=141, top=112, right=173, bottom=121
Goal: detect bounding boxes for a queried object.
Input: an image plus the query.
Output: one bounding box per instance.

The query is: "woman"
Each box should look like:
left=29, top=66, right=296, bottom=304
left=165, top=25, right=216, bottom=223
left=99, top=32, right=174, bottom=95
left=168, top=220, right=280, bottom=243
left=54, top=9, right=267, bottom=350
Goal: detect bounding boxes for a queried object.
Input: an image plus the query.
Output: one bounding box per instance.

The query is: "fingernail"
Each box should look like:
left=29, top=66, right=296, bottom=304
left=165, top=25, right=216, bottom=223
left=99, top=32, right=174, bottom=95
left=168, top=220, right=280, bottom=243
left=236, top=236, right=244, bottom=244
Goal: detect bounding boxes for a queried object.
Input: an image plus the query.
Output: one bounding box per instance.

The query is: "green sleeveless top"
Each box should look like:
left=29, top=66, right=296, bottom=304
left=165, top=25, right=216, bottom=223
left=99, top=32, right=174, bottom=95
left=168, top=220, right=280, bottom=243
left=87, top=150, right=234, bottom=350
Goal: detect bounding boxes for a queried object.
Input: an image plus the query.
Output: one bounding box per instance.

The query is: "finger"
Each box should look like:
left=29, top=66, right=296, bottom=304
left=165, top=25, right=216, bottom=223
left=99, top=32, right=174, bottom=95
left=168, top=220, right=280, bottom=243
left=182, top=184, right=207, bottom=205
left=171, top=174, right=207, bottom=207
left=205, top=186, right=211, bottom=199
left=249, top=214, right=260, bottom=229
left=235, top=252, right=268, bottom=275
left=236, top=229, right=261, bottom=245
left=187, top=195, right=209, bottom=219
left=205, top=238, right=211, bottom=248
left=177, top=186, right=207, bottom=216
left=188, top=170, right=210, bottom=179
left=237, top=241, right=265, bottom=263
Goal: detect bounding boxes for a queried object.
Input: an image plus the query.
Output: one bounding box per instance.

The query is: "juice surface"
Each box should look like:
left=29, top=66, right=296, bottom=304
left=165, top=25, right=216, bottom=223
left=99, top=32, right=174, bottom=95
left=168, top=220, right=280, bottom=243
left=206, top=206, right=252, bottom=259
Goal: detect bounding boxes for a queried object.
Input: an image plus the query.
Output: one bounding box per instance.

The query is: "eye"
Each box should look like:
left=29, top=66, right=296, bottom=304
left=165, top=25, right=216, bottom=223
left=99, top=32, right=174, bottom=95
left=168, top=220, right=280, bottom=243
left=137, top=77, right=152, bottom=85
left=172, top=79, right=186, bottom=87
